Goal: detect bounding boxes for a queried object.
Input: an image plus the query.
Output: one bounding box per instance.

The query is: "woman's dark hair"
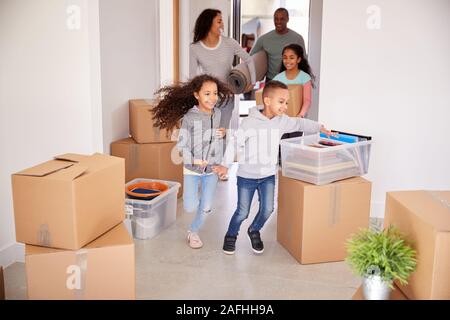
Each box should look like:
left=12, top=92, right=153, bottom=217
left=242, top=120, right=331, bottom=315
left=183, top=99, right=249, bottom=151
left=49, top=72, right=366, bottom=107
left=280, top=44, right=316, bottom=87
left=193, top=9, right=222, bottom=43
left=151, top=74, right=233, bottom=131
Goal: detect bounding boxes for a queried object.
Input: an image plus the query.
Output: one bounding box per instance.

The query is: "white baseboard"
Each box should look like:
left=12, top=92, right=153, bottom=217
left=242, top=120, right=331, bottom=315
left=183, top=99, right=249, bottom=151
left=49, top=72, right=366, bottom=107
left=370, top=200, right=385, bottom=219
left=0, top=242, right=24, bottom=268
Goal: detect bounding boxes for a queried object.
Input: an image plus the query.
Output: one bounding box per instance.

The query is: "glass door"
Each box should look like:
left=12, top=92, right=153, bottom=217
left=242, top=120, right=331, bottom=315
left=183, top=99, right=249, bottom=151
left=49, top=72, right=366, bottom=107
left=232, top=0, right=311, bottom=115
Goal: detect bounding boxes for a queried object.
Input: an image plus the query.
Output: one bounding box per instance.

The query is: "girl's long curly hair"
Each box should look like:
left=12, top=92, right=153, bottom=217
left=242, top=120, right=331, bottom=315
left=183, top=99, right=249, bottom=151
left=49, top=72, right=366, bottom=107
left=151, top=74, right=233, bottom=131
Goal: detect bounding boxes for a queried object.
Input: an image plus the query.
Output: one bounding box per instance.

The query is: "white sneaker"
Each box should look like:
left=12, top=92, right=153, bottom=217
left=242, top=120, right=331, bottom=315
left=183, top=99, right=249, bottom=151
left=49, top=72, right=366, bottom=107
left=187, top=231, right=203, bottom=249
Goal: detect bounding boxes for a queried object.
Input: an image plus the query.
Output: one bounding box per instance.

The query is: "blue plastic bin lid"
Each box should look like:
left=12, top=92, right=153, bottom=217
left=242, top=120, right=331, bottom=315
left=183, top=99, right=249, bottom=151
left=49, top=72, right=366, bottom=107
left=320, top=131, right=371, bottom=143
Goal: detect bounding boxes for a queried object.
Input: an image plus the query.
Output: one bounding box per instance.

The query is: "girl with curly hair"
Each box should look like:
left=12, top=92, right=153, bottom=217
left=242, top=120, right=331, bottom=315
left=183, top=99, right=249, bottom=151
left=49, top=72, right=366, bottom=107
left=152, top=74, right=233, bottom=249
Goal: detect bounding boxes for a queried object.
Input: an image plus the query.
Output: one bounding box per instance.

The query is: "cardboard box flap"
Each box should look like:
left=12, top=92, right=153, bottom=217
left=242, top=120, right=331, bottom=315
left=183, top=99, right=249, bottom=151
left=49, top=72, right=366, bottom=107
left=143, top=99, right=156, bottom=105
left=129, top=99, right=154, bottom=107
left=14, top=160, right=74, bottom=177
left=47, top=165, right=88, bottom=181
left=26, top=244, right=64, bottom=256
left=113, top=138, right=135, bottom=145
left=54, top=153, right=88, bottom=163
left=389, top=191, right=450, bottom=232
left=301, top=176, right=367, bottom=188
left=85, top=223, right=133, bottom=249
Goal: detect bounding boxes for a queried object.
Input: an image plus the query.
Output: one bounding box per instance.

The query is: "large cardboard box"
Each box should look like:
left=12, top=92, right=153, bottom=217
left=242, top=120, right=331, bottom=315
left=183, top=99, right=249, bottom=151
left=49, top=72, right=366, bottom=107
left=110, top=138, right=183, bottom=195
left=255, top=84, right=303, bottom=117
left=352, top=284, right=408, bottom=300
left=12, top=153, right=125, bottom=250
left=26, top=223, right=135, bottom=300
left=129, top=99, right=174, bottom=143
left=0, top=266, right=5, bottom=300
left=384, top=191, right=450, bottom=300
left=277, top=174, right=371, bottom=264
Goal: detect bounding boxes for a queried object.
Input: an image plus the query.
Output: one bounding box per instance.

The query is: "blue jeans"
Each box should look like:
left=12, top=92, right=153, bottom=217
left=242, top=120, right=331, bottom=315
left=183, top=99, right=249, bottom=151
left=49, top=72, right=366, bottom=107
left=183, top=173, right=219, bottom=233
left=226, top=175, right=275, bottom=237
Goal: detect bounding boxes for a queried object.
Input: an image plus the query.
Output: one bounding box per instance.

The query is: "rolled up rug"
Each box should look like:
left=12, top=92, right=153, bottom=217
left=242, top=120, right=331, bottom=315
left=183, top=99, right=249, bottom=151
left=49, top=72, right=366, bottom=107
left=227, top=50, right=268, bottom=94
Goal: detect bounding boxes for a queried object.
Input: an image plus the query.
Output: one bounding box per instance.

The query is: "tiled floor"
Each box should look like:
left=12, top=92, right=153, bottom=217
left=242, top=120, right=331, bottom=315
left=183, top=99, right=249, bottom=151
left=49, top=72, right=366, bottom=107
left=4, top=165, right=375, bottom=300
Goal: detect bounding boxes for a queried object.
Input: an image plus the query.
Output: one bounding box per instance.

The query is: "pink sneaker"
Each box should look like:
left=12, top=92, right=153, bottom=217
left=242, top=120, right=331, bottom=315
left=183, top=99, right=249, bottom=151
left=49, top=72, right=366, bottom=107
left=187, top=231, right=203, bottom=249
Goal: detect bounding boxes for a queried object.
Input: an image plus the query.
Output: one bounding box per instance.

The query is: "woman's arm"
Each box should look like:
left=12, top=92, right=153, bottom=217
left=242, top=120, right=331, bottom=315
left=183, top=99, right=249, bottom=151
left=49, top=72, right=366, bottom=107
left=232, top=39, right=256, bottom=85
left=189, top=45, right=199, bottom=78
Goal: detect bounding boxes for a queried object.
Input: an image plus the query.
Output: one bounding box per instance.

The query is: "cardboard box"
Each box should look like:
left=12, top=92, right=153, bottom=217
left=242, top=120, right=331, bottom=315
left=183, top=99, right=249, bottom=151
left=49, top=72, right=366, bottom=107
left=277, top=174, right=371, bottom=264
left=255, top=84, right=303, bottom=117
left=352, top=284, right=408, bottom=300
left=384, top=191, right=450, bottom=300
left=12, top=153, right=125, bottom=250
left=110, top=138, right=183, bottom=196
left=26, top=223, right=135, bottom=300
left=0, top=266, right=5, bottom=300
left=129, top=99, right=175, bottom=143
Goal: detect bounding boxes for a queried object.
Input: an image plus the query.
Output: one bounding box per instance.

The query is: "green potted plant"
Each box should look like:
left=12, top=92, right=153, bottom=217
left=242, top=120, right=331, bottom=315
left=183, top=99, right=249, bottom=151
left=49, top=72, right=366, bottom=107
left=346, top=225, right=417, bottom=300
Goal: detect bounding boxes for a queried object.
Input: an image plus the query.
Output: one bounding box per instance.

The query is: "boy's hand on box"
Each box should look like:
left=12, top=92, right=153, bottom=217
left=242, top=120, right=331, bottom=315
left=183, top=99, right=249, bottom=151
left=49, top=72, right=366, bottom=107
left=320, top=126, right=338, bottom=137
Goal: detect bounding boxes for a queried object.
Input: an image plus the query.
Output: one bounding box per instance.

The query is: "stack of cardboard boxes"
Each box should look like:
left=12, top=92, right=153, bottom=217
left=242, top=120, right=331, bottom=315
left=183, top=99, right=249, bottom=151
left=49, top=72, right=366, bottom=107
left=383, top=191, right=450, bottom=300
left=11, top=153, right=135, bottom=299
left=111, top=99, right=183, bottom=196
left=277, top=174, right=372, bottom=264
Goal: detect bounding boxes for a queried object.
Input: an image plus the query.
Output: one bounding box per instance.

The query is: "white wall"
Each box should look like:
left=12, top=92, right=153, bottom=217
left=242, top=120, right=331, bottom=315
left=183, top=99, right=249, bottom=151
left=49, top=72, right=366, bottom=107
left=99, top=0, right=160, bottom=153
left=0, top=0, right=103, bottom=267
left=307, top=0, right=323, bottom=121
left=319, top=0, right=450, bottom=217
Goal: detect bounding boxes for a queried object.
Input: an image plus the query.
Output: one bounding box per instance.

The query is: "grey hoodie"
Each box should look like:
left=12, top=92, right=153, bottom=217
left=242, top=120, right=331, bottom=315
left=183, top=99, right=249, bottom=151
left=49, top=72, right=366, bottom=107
left=177, top=106, right=222, bottom=174
left=222, top=106, right=322, bottom=179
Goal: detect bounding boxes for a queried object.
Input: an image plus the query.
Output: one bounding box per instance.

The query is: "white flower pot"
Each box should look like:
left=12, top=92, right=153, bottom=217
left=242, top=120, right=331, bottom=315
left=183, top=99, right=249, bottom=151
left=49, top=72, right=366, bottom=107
left=362, top=275, right=392, bottom=300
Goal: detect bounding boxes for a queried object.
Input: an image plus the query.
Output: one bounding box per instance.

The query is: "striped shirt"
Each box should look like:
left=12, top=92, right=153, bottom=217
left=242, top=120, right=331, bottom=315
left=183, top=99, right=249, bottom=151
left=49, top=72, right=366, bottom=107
left=190, top=36, right=256, bottom=84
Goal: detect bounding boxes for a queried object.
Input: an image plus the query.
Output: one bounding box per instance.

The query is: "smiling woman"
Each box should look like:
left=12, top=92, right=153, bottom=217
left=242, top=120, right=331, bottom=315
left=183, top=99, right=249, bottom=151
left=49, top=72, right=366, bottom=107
left=189, top=8, right=256, bottom=129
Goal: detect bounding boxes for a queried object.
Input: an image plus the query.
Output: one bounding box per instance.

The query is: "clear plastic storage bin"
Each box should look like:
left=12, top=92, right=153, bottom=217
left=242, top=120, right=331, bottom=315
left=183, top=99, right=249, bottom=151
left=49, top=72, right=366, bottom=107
left=280, top=132, right=372, bottom=185
left=125, top=178, right=180, bottom=240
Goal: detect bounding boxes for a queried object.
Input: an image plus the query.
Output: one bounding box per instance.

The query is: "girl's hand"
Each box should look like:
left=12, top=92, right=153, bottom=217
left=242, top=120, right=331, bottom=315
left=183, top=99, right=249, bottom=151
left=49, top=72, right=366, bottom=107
left=212, top=165, right=228, bottom=179
left=216, top=128, right=226, bottom=139
left=297, top=112, right=305, bottom=118
left=194, top=159, right=208, bottom=167
left=320, top=126, right=338, bottom=137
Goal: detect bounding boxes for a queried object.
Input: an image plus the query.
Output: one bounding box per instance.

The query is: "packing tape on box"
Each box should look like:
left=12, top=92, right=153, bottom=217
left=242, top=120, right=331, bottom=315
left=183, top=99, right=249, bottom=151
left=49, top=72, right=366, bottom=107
left=73, top=248, right=88, bottom=300
left=144, top=99, right=162, bottom=142
left=428, top=191, right=450, bottom=210
left=129, top=143, right=139, bottom=173
left=328, top=185, right=342, bottom=226
left=152, top=125, right=161, bottom=142
left=37, top=224, right=52, bottom=247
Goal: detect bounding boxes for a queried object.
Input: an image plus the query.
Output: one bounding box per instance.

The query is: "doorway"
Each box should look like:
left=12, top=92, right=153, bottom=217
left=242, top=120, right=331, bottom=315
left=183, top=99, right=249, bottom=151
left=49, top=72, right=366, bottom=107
left=231, top=0, right=313, bottom=117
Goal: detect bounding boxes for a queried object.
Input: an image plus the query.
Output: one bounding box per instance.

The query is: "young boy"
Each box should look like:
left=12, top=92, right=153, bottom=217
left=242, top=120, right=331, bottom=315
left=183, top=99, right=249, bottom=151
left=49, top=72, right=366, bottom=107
left=213, top=81, right=334, bottom=255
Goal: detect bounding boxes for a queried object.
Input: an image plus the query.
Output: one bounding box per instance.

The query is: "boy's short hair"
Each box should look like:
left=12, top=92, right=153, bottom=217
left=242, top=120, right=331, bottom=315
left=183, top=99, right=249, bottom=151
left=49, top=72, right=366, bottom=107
left=262, top=80, right=288, bottom=99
